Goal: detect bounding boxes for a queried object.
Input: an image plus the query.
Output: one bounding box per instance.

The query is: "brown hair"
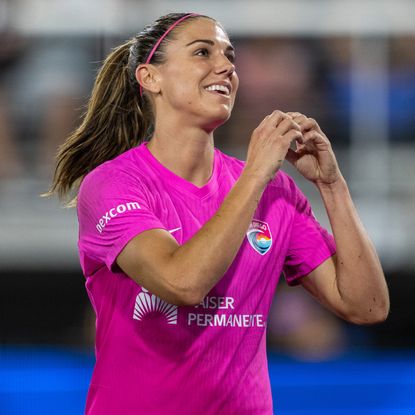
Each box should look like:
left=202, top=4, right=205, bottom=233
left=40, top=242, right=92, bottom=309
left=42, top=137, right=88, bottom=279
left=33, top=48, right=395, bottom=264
left=44, top=12, right=211, bottom=206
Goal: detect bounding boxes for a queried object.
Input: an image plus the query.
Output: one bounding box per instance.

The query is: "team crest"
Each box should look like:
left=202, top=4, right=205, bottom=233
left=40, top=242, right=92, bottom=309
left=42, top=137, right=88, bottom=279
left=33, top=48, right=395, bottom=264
left=246, top=219, right=272, bottom=255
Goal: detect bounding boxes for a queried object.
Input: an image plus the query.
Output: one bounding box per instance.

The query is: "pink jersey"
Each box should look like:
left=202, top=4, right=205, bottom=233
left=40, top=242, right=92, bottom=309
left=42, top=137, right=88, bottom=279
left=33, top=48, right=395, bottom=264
left=77, top=142, right=336, bottom=415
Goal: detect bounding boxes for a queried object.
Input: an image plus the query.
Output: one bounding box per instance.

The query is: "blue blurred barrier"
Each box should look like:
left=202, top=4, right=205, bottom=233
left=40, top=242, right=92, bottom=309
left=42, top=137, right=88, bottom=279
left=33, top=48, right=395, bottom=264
left=1, top=347, right=415, bottom=414
left=269, top=352, right=415, bottom=414
left=0, top=347, right=92, bottom=415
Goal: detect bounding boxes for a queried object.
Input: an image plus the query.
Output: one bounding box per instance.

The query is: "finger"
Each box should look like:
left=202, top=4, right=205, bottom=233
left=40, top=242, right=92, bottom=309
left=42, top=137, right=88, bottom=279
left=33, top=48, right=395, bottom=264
left=277, top=117, right=302, bottom=136
left=303, top=130, right=328, bottom=145
left=286, top=112, right=307, bottom=123
left=279, top=128, right=303, bottom=146
left=287, top=113, right=323, bottom=134
left=264, top=110, right=287, bottom=125
left=289, top=117, right=310, bottom=134
left=286, top=111, right=304, bottom=119
left=257, top=110, right=287, bottom=134
left=302, top=131, right=332, bottom=154
left=298, top=118, right=324, bottom=135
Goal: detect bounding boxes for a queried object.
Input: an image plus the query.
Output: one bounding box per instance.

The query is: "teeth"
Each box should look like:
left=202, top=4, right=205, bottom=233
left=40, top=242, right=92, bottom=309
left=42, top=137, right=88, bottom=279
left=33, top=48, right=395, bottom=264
left=205, top=84, right=230, bottom=95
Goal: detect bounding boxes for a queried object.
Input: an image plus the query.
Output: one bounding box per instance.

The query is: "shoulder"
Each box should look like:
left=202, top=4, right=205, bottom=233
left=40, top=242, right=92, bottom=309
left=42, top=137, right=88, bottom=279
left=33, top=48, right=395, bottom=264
left=81, top=145, right=148, bottom=187
left=78, top=145, right=148, bottom=203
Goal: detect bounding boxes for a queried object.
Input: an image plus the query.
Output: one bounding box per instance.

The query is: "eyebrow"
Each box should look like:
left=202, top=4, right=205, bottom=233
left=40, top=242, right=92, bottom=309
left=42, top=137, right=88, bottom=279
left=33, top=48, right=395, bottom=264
left=185, top=39, right=235, bottom=51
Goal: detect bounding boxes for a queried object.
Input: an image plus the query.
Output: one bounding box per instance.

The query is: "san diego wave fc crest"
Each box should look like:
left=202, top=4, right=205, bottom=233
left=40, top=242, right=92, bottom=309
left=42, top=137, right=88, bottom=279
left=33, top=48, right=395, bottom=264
left=246, top=219, right=272, bottom=255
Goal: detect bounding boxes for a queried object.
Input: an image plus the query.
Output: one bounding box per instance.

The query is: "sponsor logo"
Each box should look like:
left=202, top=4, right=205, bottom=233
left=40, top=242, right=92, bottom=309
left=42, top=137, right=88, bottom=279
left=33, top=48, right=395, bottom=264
left=132, top=293, right=265, bottom=329
left=189, top=296, right=266, bottom=328
left=246, top=219, right=272, bottom=255
left=187, top=312, right=265, bottom=328
left=95, top=202, right=141, bottom=233
left=168, top=227, right=181, bottom=234
left=133, top=288, right=178, bottom=325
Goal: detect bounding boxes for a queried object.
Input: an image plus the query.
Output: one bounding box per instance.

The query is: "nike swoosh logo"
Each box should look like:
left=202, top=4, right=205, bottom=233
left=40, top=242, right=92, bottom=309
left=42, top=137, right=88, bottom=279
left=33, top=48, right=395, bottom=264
left=168, top=227, right=181, bottom=234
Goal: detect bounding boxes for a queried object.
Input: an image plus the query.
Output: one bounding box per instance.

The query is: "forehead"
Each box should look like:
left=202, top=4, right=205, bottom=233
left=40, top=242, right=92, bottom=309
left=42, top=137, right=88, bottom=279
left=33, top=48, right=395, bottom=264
left=171, top=18, right=231, bottom=48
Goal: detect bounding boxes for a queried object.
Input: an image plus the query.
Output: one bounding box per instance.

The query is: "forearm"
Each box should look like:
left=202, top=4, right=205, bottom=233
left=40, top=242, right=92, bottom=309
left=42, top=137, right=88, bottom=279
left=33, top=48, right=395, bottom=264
left=168, top=169, right=267, bottom=302
left=317, top=177, right=390, bottom=323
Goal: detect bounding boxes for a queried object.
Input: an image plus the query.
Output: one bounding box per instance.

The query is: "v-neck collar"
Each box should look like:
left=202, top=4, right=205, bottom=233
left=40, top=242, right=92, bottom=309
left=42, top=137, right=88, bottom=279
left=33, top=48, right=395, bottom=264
left=138, top=142, right=222, bottom=199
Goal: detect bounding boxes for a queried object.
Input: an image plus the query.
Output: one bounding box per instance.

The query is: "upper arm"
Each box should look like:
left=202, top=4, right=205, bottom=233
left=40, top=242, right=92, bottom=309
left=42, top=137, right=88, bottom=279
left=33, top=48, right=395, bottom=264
left=298, top=254, right=348, bottom=320
left=282, top=177, right=336, bottom=287
left=77, top=168, right=204, bottom=306
left=116, top=228, right=186, bottom=304
left=78, top=168, right=171, bottom=280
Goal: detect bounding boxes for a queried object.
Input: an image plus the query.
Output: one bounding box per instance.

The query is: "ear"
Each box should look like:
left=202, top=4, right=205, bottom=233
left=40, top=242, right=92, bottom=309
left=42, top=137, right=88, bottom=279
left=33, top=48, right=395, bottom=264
left=135, top=64, right=161, bottom=94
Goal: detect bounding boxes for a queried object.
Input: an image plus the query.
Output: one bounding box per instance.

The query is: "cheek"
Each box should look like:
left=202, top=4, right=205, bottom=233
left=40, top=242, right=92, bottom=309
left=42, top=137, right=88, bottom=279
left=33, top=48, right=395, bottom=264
left=160, top=63, right=211, bottom=105
left=168, top=77, right=201, bottom=99
left=167, top=83, right=197, bottom=110
left=233, top=73, right=240, bottom=93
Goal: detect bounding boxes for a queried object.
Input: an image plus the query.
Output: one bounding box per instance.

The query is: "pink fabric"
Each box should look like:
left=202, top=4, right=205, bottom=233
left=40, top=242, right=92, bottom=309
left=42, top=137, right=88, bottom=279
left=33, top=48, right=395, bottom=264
left=77, top=142, right=336, bottom=414
left=139, top=13, right=199, bottom=96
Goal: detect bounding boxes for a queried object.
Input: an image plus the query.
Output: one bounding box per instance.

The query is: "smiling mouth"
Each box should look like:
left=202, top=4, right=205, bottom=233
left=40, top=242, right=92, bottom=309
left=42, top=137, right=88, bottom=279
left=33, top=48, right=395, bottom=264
left=205, top=90, right=230, bottom=99
left=204, top=84, right=231, bottom=97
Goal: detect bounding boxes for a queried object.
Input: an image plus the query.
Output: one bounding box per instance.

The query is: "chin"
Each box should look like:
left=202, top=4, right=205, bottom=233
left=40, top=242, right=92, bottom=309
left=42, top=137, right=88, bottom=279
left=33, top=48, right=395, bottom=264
left=203, top=111, right=232, bottom=132
left=213, top=104, right=233, bottom=121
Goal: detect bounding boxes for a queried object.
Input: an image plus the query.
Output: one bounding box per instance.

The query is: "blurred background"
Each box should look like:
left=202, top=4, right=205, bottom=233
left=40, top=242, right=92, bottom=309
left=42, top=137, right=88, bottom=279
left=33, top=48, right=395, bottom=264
left=1, top=0, right=415, bottom=414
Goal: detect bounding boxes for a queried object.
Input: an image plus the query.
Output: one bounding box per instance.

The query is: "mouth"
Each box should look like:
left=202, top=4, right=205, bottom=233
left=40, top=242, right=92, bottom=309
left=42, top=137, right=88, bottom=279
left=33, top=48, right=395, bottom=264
left=204, top=84, right=231, bottom=98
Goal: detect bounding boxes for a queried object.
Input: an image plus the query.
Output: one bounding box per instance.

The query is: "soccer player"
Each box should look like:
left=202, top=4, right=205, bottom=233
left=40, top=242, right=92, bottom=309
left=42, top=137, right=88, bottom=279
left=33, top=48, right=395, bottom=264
left=47, top=12, right=389, bottom=415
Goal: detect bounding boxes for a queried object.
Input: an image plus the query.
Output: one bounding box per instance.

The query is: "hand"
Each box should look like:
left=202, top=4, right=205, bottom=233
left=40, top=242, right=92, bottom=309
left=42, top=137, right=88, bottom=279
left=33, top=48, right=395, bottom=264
left=285, top=112, right=343, bottom=187
left=244, top=110, right=303, bottom=183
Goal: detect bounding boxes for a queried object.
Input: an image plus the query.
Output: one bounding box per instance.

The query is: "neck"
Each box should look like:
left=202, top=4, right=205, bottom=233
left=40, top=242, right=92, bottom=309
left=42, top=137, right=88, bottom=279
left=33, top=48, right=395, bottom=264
left=148, top=120, right=215, bottom=187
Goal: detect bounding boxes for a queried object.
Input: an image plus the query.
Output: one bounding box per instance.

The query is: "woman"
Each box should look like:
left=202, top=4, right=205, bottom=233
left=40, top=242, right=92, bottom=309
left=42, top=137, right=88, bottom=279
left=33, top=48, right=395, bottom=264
left=47, top=12, right=389, bottom=415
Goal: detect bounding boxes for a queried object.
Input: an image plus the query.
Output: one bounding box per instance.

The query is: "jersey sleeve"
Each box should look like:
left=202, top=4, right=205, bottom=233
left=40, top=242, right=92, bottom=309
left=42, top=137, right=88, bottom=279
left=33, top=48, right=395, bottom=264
left=282, top=180, right=336, bottom=286
left=77, top=166, right=166, bottom=273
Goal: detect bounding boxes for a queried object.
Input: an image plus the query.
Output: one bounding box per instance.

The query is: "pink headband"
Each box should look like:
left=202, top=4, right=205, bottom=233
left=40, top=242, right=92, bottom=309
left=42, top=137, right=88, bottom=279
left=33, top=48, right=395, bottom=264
left=139, top=13, right=199, bottom=97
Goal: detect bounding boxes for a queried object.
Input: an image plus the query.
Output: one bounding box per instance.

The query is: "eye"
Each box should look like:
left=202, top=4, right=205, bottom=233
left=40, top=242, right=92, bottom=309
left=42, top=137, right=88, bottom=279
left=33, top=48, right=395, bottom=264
left=194, top=47, right=236, bottom=64
left=226, top=52, right=236, bottom=64
left=195, top=48, right=209, bottom=57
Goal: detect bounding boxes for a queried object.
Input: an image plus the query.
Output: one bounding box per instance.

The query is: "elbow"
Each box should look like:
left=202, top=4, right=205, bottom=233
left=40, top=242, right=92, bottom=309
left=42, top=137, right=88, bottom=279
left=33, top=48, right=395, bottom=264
left=164, top=279, right=205, bottom=307
left=376, top=301, right=390, bottom=323
left=145, top=288, right=202, bottom=308
left=346, top=304, right=390, bottom=325
left=370, top=303, right=390, bottom=324
left=340, top=284, right=390, bottom=325
left=159, top=253, right=208, bottom=306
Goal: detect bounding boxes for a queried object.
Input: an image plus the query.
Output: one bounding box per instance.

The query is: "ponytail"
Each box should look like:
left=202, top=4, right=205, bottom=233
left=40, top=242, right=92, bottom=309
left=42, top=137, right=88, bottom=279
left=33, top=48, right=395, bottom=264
left=44, top=12, right=211, bottom=207
left=45, top=40, right=152, bottom=206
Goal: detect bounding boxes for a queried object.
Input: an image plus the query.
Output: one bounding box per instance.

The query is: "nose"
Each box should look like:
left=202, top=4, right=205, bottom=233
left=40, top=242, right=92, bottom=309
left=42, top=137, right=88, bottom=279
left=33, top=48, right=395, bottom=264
left=214, top=54, right=235, bottom=77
